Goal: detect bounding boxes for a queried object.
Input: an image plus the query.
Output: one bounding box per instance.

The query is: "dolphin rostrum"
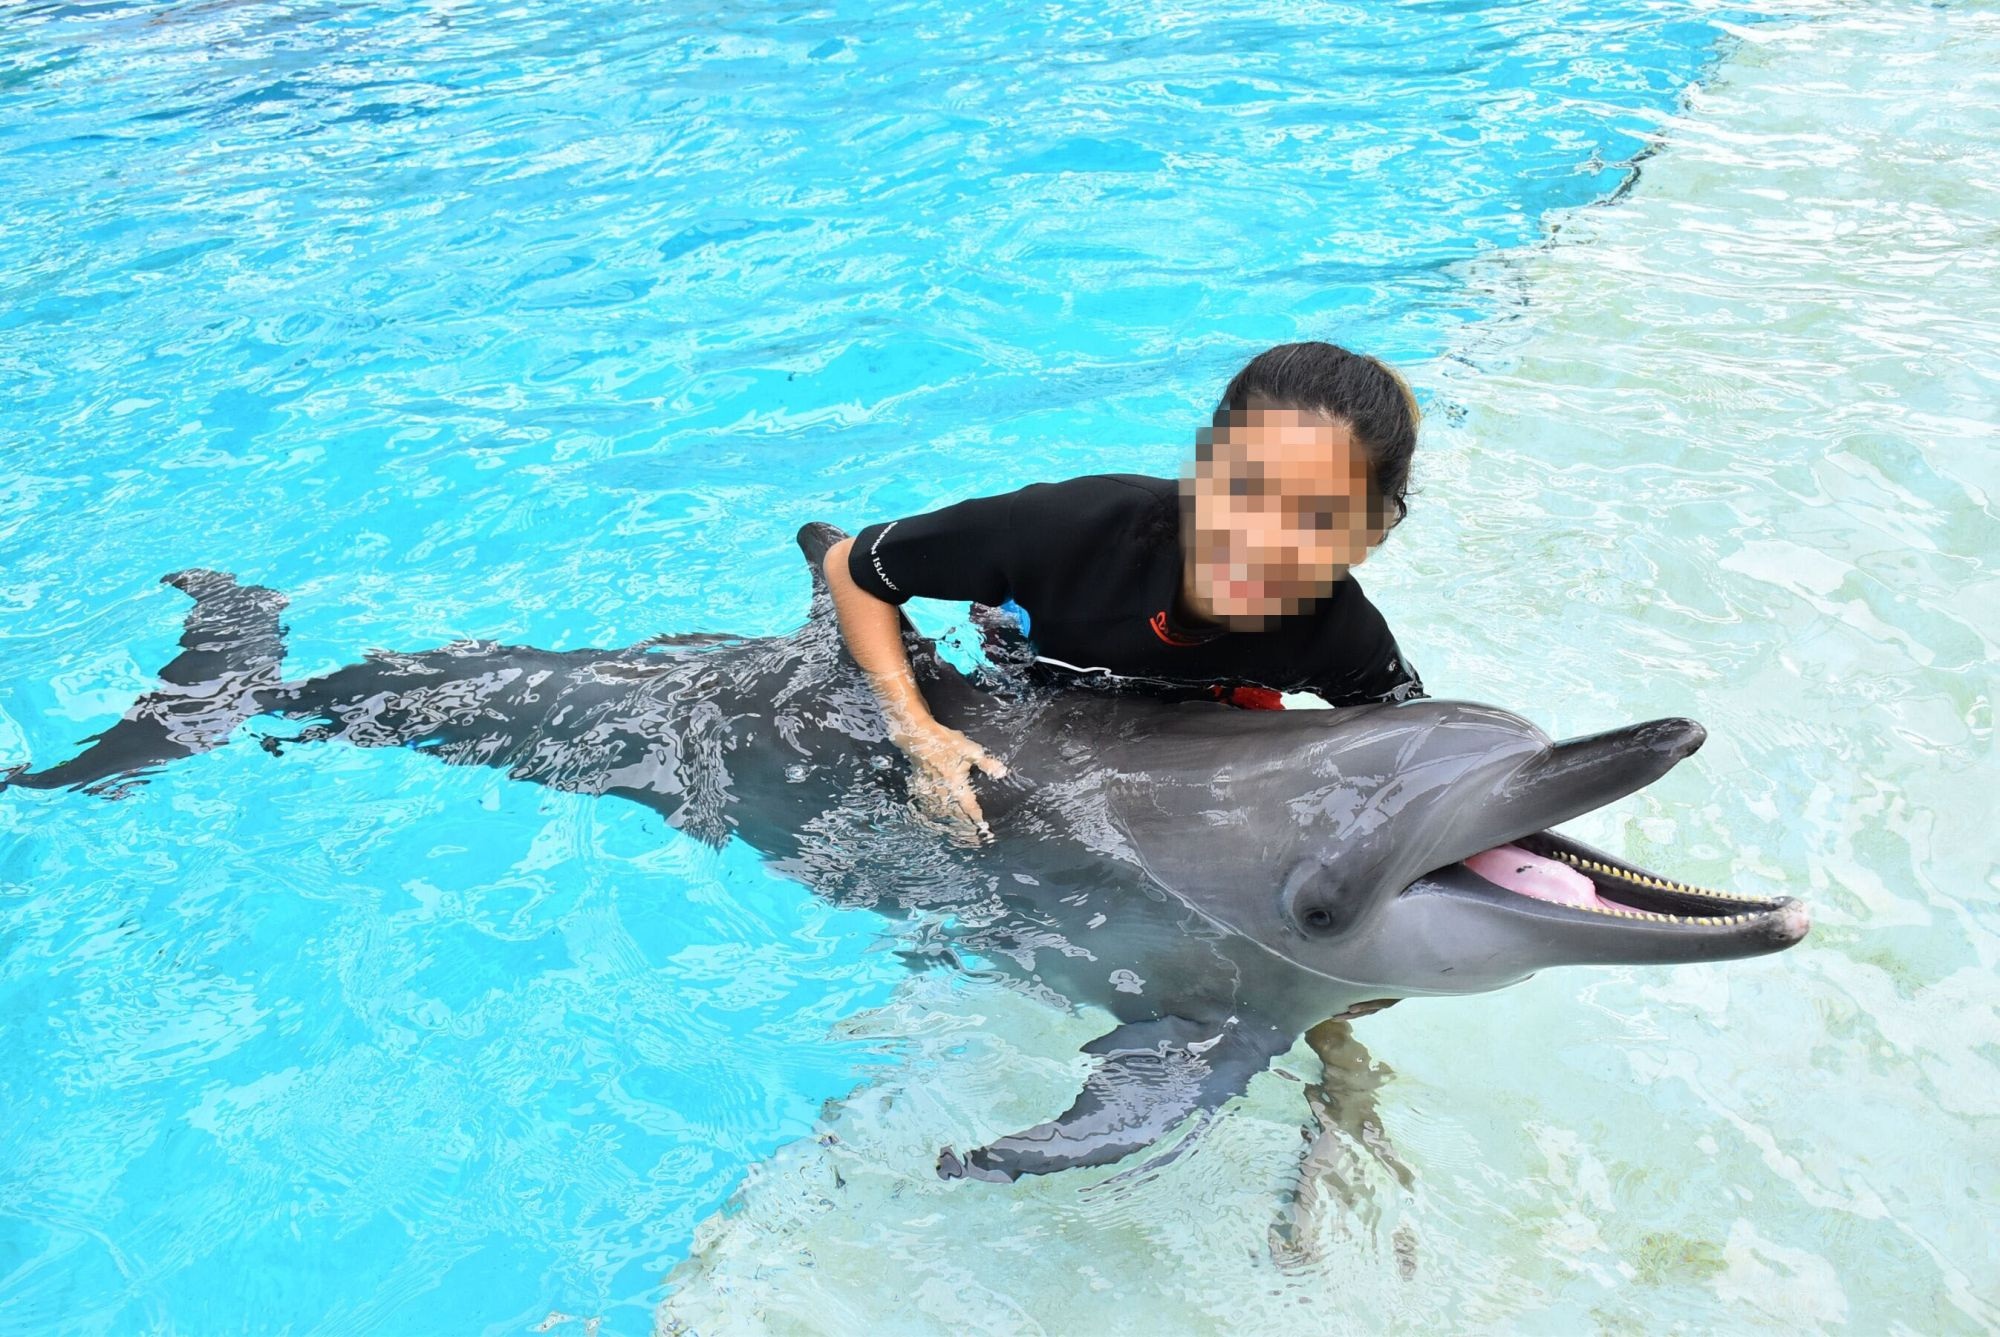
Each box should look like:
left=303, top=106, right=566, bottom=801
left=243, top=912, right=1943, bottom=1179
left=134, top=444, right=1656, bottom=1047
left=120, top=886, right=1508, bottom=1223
left=1, top=525, right=1811, bottom=1182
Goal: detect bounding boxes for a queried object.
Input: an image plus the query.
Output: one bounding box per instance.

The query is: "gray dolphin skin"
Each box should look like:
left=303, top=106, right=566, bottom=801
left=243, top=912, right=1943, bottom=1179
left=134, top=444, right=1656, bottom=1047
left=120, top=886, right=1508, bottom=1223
left=2, top=525, right=1811, bottom=1182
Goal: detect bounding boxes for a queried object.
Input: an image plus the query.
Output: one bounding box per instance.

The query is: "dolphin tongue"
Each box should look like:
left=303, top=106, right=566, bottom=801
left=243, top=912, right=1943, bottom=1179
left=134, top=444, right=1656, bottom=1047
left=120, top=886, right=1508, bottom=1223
left=1464, top=843, right=1640, bottom=912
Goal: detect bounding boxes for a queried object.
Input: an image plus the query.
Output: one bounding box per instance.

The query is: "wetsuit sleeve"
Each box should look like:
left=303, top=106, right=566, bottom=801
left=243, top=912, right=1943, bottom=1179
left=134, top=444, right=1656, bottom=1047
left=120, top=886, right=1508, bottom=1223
left=1307, top=592, right=1427, bottom=707
left=845, top=489, right=1018, bottom=607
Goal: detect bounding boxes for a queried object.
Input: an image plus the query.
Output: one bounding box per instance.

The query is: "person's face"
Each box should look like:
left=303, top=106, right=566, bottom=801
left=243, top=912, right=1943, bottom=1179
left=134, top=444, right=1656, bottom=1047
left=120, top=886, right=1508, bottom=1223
left=1180, top=404, right=1384, bottom=628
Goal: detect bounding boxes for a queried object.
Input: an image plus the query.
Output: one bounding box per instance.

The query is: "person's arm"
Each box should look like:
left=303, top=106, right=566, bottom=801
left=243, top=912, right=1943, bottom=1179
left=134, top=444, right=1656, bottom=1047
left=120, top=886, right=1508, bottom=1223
left=826, top=534, right=1007, bottom=837
left=825, top=492, right=1022, bottom=837
left=825, top=536, right=938, bottom=738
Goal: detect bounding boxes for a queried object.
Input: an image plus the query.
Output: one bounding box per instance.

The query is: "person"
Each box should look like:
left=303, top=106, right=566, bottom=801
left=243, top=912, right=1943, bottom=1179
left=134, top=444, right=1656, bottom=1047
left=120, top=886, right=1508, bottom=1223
left=824, top=340, right=1425, bottom=840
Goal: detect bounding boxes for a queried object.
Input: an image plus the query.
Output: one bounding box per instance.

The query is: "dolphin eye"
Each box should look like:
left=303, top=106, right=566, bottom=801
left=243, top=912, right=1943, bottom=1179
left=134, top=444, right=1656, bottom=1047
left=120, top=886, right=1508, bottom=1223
left=1282, top=863, right=1348, bottom=936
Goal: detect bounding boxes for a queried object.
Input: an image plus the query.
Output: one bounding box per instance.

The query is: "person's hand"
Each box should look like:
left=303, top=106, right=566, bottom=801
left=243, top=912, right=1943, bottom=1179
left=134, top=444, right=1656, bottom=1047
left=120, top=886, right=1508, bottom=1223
left=895, top=722, right=1008, bottom=844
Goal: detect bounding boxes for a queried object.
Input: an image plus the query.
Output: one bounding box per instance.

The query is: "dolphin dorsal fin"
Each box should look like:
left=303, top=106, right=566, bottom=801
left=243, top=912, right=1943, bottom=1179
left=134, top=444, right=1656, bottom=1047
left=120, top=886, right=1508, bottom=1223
left=795, top=522, right=917, bottom=636
left=795, top=521, right=848, bottom=604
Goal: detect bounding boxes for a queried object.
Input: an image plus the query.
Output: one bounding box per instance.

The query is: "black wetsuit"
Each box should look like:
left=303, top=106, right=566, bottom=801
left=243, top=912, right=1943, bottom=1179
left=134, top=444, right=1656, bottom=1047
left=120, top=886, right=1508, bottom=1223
left=847, top=473, right=1424, bottom=709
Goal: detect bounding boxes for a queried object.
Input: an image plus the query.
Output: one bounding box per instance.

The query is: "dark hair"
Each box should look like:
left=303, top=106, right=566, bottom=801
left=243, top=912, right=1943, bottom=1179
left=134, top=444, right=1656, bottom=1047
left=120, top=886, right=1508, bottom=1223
left=1206, top=341, right=1421, bottom=531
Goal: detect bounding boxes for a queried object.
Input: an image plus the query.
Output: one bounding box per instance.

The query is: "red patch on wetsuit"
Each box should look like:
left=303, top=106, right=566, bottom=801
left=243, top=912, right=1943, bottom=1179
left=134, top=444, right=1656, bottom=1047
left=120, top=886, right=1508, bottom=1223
left=1209, top=684, right=1285, bottom=710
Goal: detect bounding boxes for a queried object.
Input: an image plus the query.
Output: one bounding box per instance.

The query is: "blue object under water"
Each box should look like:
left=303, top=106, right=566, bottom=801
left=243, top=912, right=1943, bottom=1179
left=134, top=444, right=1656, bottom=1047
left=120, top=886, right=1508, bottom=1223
left=0, top=0, right=1753, bottom=1330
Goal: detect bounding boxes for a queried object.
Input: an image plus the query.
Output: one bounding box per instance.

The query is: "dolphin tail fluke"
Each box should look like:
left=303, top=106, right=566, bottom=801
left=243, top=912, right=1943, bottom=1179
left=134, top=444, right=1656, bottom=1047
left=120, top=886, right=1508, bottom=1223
left=0, top=569, right=290, bottom=800
left=936, top=1015, right=1293, bottom=1183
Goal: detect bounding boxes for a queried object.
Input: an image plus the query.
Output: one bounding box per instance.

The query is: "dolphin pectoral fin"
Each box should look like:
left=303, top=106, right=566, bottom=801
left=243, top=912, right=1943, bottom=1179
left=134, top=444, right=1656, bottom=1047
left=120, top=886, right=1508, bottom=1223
left=1269, top=1018, right=1415, bottom=1269
left=936, top=1015, right=1292, bottom=1183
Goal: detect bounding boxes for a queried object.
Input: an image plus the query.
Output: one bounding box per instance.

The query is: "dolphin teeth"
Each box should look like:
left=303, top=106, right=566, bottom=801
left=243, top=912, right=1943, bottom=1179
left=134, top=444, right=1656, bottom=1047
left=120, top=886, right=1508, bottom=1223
left=1549, top=846, right=1789, bottom=915
left=1552, top=844, right=1776, bottom=908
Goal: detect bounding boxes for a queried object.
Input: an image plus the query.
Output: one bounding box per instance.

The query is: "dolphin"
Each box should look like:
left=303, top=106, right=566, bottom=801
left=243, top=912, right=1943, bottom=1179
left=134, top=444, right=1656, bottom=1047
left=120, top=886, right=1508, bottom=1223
left=1, top=525, right=1810, bottom=1182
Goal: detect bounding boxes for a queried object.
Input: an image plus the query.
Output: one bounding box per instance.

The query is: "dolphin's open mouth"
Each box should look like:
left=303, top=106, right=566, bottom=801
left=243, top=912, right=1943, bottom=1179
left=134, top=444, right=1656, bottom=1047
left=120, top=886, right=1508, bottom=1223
left=1451, top=830, right=1805, bottom=933
left=1381, top=713, right=1811, bottom=961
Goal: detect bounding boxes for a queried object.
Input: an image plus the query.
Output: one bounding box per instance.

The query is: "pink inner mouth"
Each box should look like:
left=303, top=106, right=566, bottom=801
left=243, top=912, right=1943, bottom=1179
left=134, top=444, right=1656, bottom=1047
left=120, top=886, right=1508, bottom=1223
left=1463, top=843, right=1644, bottom=912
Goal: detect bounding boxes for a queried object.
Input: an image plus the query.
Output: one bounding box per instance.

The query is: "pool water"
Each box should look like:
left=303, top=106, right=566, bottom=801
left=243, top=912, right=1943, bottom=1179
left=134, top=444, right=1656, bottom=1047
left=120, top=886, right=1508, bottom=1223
left=2, top=0, right=1993, bottom=1333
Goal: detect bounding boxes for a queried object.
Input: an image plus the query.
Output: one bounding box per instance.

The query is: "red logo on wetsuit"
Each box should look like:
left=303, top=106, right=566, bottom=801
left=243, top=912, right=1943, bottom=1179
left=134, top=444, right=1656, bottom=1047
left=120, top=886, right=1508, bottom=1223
left=1148, top=610, right=1204, bottom=647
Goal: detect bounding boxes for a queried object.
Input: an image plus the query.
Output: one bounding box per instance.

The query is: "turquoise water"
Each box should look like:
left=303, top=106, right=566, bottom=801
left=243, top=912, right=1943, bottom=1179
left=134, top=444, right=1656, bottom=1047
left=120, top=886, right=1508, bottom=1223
left=3, top=0, right=1992, bottom=1333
